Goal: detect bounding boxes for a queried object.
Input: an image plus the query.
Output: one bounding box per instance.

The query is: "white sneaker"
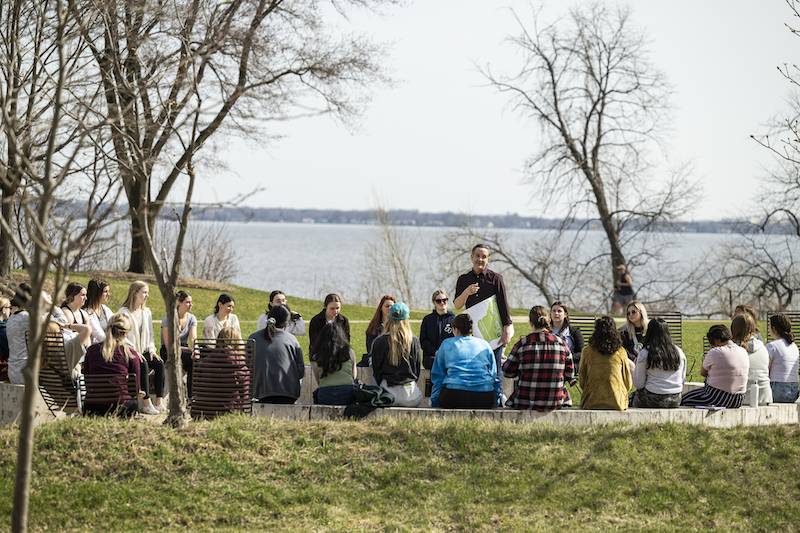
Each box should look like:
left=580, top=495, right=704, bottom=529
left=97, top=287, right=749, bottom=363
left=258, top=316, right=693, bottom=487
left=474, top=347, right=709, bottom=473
left=142, top=404, right=159, bottom=415
left=156, top=404, right=167, bottom=414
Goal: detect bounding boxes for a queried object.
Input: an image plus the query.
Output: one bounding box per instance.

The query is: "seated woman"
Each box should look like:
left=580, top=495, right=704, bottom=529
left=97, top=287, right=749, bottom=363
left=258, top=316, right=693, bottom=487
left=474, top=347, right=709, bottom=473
left=117, top=281, right=163, bottom=415
left=82, top=314, right=142, bottom=417
left=733, top=304, right=763, bottom=342
left=767, top=313, right=800, bottom=403
left=256, top=290, right=306, bottom=336
left=630, top=318, right=686, bottom=408
left=619, top=300, right=649, bottom=365
left=203, top=294, right=241, bottom=341
left=420, top=290, right=455, bottom=370
left=161, top=290, right=199, bottom=397
left=503, top=306, right=574, bottom=411
left=579, top=316, right=632, bottom=410
left=194, top=327, right=251, bottom=414
left=370, top=302, right=423, bottom=407
left=250, top=305, right=305, bottom=404
left=308, top=294, right=351, bottom=358
left=431, top=313, right=501, bottom=409
left=61, top=282, right=91, bottom=349
left=550, top=300, right=585, bottom=373
left=311, top=323, right=357, bottom=405
left=84, top=278, right=113, bottom=345
left=681, top=325, right=749, bottom=408
left=731, top=313, right=772, bottom=405
left=365, top=295, right=395, bottom=355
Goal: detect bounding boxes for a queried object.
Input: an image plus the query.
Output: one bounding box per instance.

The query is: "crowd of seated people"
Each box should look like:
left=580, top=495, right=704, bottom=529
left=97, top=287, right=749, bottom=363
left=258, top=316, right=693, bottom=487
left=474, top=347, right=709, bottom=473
left=3, top=270, right=800, bottom=417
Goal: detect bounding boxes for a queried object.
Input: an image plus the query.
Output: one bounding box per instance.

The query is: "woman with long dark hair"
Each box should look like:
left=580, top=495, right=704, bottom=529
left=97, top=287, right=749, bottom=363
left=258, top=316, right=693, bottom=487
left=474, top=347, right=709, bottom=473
left=85, top=278, right=113, bottom=344
left=503, top=306, right=574, bottom=411
left=250, top=304, right=305, bottom=404
left=550, top=300, right=584, bottom=372
left=370, top=302, right=422, bottom=407
left=767, top=313, right=800, bottom=403
left=579, top=316, right=632, bottom=410
left=308, top=293, right=350, bottom=357
left=312, top=323, right=357, bottom=405
left=365, top=294, right=396, bottom=354
left=681, top=325, right=749, bottom=408
left=431, top=313, right=500, bottom=409
left=203, top=294, right=241, bottom=340
left=630, top=318, right=686, bottom=408
left=256, top=290, right=305, bottom=336
left=161, top=290, right=199, bottom=396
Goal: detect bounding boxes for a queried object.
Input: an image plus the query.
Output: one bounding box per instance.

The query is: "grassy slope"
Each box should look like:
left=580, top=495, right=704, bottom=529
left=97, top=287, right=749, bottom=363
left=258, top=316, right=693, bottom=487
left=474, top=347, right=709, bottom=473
left=1, top=416, right=798, bottom=532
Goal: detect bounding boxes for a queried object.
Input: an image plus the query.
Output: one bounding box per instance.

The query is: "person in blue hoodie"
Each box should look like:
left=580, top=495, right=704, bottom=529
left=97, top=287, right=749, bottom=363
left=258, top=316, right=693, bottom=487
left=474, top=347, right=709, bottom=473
left=430, top=313, right=502, bottom=409
left=419, top=289, right=455, bottom=369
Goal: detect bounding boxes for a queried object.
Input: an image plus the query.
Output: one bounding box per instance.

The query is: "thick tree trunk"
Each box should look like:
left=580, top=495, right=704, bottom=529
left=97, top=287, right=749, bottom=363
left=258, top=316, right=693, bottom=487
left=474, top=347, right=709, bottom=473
left=126, top=182, right=156, bottom=274
left=162, top=290, right=190, bottom=427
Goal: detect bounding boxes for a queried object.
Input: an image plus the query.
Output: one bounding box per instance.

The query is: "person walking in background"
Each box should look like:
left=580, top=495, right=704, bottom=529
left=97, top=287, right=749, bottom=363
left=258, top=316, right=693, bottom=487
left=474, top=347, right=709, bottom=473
left=203, top=294, right=241, bottom=340
left=365, top=295, right=396, bottom=355
left=85, top=278, right=113, bottom=345
left=503, top=306, right=575, bottom=411
left=579, top=316, right=632, bottom=410
left=419, top=289, right=455, bottom=369
left=256, top=290, right=305, bottom=336
left=117, top=281, right=164, bottom=414
left=371, top=302, right=423, bottom=407
left=731, top=313, right=772, bottom=405
left=251, top=305, right=305, bottom=404
left=453, top=244, right=513, bottom=378
left=308, top=293, right=350, bottom=357
left=612, top=264, right=634, bottom=315
left=630, top=318, right=686, bottom=408
left=767, top=313, right=800, bottom=403
left=681, top=325, right=749, bottom=408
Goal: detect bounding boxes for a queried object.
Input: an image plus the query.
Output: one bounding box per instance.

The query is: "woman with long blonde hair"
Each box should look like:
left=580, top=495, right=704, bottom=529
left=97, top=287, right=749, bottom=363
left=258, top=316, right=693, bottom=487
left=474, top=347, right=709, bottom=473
left=370, top=302, right=423, bottom=407
left=620, top=300, right=650, bottom=362
left=82, top=314, right=142, bottom=417
left=117, top=281, right=162, bottom=414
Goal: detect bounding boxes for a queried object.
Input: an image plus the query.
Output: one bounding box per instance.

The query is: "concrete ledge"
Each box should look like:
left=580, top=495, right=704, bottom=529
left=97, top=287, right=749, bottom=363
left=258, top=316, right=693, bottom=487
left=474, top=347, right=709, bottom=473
left=251, top=402, right=800, bottom=427
left=1, top=382, right=60, bottom=426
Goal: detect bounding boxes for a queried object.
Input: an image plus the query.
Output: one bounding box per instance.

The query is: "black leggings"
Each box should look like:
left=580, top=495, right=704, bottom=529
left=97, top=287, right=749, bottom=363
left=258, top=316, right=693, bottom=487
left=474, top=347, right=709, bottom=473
left=139, top=352, right=165, bottom=398
left=438, top=387, right=496, bottom=409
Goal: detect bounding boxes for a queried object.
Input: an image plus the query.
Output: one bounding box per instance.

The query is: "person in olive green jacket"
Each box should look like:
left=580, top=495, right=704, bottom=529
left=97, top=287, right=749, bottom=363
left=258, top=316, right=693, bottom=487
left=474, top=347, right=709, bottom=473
left=579, top=316, right=632, bottom=410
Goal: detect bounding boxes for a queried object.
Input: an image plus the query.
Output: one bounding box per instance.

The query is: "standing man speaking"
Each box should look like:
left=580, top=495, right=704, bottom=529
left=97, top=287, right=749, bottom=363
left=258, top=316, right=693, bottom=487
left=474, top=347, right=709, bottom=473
left=453, top=244, right=513, bottom=378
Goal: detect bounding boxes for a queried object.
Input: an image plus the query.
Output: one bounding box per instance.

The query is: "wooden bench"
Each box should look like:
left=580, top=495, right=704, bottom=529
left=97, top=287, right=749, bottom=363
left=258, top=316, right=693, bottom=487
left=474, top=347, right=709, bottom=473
left=569, top=316, right=596, bottom=342
left=31, top=332, right=82, bottom=417
left=191, top=338, right=255, bottom=419
left=82, top=373, right=138, bottom=416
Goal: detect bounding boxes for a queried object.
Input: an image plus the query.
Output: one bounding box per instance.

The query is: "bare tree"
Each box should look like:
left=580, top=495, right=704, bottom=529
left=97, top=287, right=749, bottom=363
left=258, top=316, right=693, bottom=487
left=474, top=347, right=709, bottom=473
left=73, top=0, right=397, bottom=273
left=480, top=1, right=698, bottom=310
left=0, top=1, right=122, bottom=530
left=363, top=199, right=417, bottom=306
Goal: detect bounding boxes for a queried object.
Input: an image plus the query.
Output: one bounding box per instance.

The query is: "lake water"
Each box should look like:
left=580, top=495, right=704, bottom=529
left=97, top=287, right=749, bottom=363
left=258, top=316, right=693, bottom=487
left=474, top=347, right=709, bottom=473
left=221, top=221, right=734, bottom=310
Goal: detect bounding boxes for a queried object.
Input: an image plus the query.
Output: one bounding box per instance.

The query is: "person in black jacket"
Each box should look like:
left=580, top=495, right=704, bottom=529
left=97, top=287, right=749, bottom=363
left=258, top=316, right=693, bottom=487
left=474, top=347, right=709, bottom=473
left=308, top=294, right=350, bottom=357
left=550, top=300, right=585, bottom=373
left=419, top=289, right=455, bottom=369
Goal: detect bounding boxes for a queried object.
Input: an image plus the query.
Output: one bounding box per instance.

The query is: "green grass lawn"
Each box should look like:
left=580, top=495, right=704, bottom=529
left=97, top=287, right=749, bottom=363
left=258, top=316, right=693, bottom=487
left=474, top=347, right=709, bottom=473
left=1, top=416, right=799, bottom=532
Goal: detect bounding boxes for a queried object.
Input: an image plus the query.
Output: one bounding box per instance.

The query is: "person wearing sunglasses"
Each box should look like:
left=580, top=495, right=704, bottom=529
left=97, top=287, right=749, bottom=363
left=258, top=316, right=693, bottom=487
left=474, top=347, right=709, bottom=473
left=419, top=290, right=455, bottom=369
left=620, top=301, right=650, bottom=369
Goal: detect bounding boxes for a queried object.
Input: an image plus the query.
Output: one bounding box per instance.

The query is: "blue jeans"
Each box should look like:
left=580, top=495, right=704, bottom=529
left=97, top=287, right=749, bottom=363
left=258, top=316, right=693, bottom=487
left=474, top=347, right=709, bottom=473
left=315, top=384, right=356, bottom=405
left=770, top=381, right=799, bottom=403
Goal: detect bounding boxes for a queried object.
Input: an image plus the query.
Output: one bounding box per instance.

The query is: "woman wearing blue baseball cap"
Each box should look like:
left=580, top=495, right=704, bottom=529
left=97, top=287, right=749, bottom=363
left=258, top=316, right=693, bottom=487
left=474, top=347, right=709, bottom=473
left=370, top=302, right=423, bottom=407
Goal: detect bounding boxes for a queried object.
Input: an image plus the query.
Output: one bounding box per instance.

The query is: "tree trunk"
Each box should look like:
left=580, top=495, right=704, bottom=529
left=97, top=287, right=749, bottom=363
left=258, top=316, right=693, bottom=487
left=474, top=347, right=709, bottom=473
left=0, top=184, right=15, bottom=277
left=126, top=186, right=156, bottom=274
left=162, top=290, right=190, bottom=427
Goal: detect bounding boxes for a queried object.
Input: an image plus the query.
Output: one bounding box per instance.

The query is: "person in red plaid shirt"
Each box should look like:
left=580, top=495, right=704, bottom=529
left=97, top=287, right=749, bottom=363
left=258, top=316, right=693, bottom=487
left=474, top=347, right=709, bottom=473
left=503, top=305, right=576, bottom=411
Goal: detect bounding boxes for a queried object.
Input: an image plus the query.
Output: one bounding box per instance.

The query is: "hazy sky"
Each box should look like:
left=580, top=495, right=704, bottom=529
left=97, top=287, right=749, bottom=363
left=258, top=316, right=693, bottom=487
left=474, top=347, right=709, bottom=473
left=193, top=0, right=799, bottom=221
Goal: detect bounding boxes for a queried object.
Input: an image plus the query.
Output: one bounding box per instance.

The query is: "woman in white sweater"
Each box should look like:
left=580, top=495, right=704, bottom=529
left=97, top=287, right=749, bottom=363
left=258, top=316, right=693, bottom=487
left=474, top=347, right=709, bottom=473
left=117, top=281, right=163, bottom=414
left=731, top=313, right=772, bottom=405
left=203, top=294, right=241, bottom=341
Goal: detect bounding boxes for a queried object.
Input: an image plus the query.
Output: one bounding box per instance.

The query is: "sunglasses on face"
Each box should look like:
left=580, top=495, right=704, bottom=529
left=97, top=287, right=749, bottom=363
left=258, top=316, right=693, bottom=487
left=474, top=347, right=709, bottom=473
left=627, top=310, right=638, bottom=316
left=435, top=298, right=448, bottom=304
